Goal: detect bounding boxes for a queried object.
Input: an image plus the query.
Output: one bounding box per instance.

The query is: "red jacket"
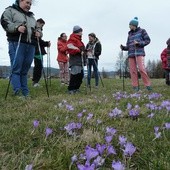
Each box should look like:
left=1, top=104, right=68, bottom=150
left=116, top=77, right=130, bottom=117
left=67, top=33, right=85, bottom=55
left=57, top=38, right=68, bottom=62
left=160, top=48, right=170, bottom=70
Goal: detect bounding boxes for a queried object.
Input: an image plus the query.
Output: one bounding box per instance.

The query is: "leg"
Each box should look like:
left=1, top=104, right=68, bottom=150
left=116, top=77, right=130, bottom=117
left=87, top=59, right=92, bottom=86
left=20, top=44, right=35, bottom=96
left=32, top=57, right=42, bottom=84
left=63, top=62, right=69, bottom=83
left=128, top=57, right=138, bottom=87
left=93, top=59, right=99, bottom=86
left=58, top=62, right=65, bottom=83
left=75, top=69, right=83, bottom=90
left=8, top=42, right=25, bottom=94
left=136, top=56, right=151, bottom=87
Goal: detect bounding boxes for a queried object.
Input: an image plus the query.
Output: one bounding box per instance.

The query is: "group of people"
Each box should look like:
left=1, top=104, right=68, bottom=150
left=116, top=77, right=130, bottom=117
left=1, top=0, right=169, bottom=98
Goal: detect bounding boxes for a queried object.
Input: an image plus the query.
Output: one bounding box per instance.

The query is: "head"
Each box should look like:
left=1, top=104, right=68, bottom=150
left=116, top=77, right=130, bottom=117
left=17, top=0, right=32, bottom=12
left=59, top=33, right=67, bottom=41
left=166, top=38, right=170, bottom=47
left=73, top=25, right=83, bottom=36
left=129, top=17, right=139, bottom=30
left=88, top=33, right=96, bottom=42
left=36, top=18, right=45, bottom=29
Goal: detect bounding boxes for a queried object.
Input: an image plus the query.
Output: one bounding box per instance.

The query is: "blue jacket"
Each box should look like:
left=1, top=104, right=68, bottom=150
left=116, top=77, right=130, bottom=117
left=123, top=27, right=151, bottom=57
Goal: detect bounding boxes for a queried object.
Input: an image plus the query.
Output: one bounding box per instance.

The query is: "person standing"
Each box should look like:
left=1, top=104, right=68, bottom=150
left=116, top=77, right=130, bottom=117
left=67, top=25, right=85, bottom=94
left=32, top=18, right=51, bottom=87
left=120, top=17, right=152, bottom=91
left=86, top=33, right=102, bottom=88
left=57, top=33, right=69, bottom=85
left=1, top=0, right=41, bottom=97
left=160, top=38, right=170, bottom=85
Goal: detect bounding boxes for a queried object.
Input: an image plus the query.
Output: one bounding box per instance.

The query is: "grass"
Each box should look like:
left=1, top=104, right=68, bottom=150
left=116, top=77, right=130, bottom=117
left=0, top=78, right=170, bottom=170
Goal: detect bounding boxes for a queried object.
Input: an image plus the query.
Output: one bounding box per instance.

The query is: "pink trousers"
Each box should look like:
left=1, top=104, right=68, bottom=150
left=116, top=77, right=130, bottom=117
left=58, top=62, right=69, bottom=83
left=128, top=56, right=151, bottom=87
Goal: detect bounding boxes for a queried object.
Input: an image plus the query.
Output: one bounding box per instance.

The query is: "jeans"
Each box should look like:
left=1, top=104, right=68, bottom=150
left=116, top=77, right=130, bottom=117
left=8, top=41, right=35, bottom=96
left=87, top=58, right=99, bottom=86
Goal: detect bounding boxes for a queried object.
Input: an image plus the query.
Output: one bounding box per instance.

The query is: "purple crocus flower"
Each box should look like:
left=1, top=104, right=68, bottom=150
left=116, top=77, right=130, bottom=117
left=127, top=103, right=132, bottom=110
left=154, top=126, right=159, bottom=133
left=87, top=113, right=93, bottom=120
left=112, top=161, right=125, bottom=170
left=93, top=156, right=105, bottom=167
left=71, top=154, right=78, bottom=163
left=129, top=109, right=139, bottom=118
left=105, top=135, right=113, bottom=143
left=77, top=112, right=83, bottom=118
left=165, top=123, right=170, bottom=129
left=96, top=144, right=106, bottom=155
left=66, top=104, right=74, bottom=111
left=118, top=135, right=127, bottom=146
left=85, top=145, right=99, bottom=161
left=107, top=145, right=116, bottom=155
left=147, top=113, right=155, bottom=118
left=123, top=142, right=136, bottom=157
left=97, top=119, right=102, bottom=124
left=25, top=164, right=33, bottom=170
left=154, top=132, right=161, bottom=139
left=33, top=120, right=39, bottom=128
left=106, top=127, right=117, bottom=136
left=77, top=163, right=95, bottom=170
left=45, top=127, right=53, bottom=137
left=110, top=107, right=122, bottom=117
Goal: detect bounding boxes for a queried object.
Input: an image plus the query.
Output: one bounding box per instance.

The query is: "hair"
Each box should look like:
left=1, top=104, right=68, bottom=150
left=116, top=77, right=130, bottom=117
left=60, top=33, right=66, bottom=38
left=88, top=33, right=96, bottom=38
left=37, top=18, right=45, bottom=24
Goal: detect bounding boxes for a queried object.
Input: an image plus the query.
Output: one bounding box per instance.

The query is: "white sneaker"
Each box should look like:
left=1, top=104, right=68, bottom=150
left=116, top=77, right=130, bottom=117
left=33, top=83, right=40, bottom=87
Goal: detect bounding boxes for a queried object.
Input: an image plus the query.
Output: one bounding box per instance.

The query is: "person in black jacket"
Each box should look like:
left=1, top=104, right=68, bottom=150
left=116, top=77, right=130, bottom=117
left=32, top=18, right=51, bottom=87
left=86, top=33, right=102, bottom=88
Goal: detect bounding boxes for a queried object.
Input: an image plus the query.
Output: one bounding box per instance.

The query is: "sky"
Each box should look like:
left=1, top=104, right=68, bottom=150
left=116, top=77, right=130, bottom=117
left=0, top=0, right=170, bottom=71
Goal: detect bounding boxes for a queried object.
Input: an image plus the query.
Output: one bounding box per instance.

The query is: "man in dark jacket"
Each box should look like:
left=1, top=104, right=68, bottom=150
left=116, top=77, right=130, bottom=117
left=32, top=18, right=51, bottom=87
left=86, top=33, right=102, bottom=88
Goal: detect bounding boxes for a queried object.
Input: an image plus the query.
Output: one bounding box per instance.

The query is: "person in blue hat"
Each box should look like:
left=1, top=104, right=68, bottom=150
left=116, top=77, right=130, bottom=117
left=120, top=17, right=152, bottom=91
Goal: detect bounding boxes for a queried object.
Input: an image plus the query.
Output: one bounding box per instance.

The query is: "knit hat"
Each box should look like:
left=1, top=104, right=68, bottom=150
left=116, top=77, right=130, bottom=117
left=73, top=25, right=83, bottom=33
left=129, top=17, right=139, bottom=27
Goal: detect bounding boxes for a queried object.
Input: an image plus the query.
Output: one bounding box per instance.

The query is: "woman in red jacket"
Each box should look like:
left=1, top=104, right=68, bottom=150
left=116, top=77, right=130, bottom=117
left=57, top=33, right=69, bottom=85
left=160, top=38, right=170, bottom=85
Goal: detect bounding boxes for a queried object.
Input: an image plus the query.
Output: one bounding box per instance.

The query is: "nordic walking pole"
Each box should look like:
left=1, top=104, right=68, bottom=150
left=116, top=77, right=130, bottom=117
left=5, top=33, right=22, bottom=100
left=86, top=58, right=91, bottom=91
left=121, top=50, right=125, bottom=91
left=93, top=58, right=104, bottom=87
left=37, top=38, right=49, bottom=97
left=47, top=47, right=51, bottom=86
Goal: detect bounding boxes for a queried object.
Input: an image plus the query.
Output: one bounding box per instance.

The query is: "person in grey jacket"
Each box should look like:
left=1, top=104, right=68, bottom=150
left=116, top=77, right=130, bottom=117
left=1, top=0, right=41, bottom=97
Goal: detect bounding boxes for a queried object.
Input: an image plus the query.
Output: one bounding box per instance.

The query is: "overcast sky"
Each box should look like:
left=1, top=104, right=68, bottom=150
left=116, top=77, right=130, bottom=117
left=0, top=0, right=170, bottom=71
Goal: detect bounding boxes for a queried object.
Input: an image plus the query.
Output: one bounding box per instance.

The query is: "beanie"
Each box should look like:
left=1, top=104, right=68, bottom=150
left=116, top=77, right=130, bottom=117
left=73, top=25, right=83, bottom=33
left=129, top=17, right=139, bottom=27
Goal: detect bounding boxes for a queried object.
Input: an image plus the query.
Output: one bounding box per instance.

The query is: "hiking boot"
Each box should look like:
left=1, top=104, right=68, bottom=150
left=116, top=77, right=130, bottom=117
left=33, top=83, right=40, bottom=87
left=133, top=86, right=139, bottom=92
left=146, top=86, right=152, bottom=91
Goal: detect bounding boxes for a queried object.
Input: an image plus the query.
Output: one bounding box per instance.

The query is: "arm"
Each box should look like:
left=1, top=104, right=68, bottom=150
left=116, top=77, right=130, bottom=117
left=138, top=29, right=151, bottom=47
left=161, top=49, right=167, bottom=62
left=58, top=42, right=67, bottom=53
left=67, top=43, right=81, bottom=55
left=94, top=42, right=102, bottom=57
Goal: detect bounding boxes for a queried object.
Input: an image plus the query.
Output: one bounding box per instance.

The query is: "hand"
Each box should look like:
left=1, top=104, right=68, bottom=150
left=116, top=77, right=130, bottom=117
left=120, top=44, right=124, bottom=50
left=134, top=40, right=139, bottom=45
left=48, top=41, right=51, bottom=47
left=18, top=25, right=26, bottom=33
left=35, top=31, right=41, bottom=38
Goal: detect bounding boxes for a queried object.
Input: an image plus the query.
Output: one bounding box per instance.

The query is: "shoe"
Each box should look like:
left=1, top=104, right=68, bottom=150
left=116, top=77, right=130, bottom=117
left=133, top=86, right=139, bottom=91
left=68, top=90, right=76, bottom=94
left=146, top=86, right=152, bottom=91
left=95, top=86, right=99, bottom=89
left=33, top=83, right=40, bottom=87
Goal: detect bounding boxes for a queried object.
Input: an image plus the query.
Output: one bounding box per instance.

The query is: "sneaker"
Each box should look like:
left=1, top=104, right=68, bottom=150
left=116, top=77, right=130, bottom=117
left=33, top=83, right=40, bottom=87
left=146, top=86, right=152, bottom=91
left=133, top=86, right=139, bottom=91
left=68, top=90, right=76, bottom=94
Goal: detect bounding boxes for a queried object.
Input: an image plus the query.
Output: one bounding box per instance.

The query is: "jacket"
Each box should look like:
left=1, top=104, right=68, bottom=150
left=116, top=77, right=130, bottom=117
left=1, top=4, right=41, bottom=46
left=161, top=48, right=170, bottom=70
left=35, top=38, right=49, bottom=56
left=122, top=27, right=150, bottom=57
left=67, top=33, right=85, bottom=67
left=86, top=38, right=102, bottom=59
left=57, top=38, right=68, bottom=63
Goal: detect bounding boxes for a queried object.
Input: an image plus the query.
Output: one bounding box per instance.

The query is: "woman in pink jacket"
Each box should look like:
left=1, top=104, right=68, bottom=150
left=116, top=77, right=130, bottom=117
left=57, top=33, right=69, bottom=85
